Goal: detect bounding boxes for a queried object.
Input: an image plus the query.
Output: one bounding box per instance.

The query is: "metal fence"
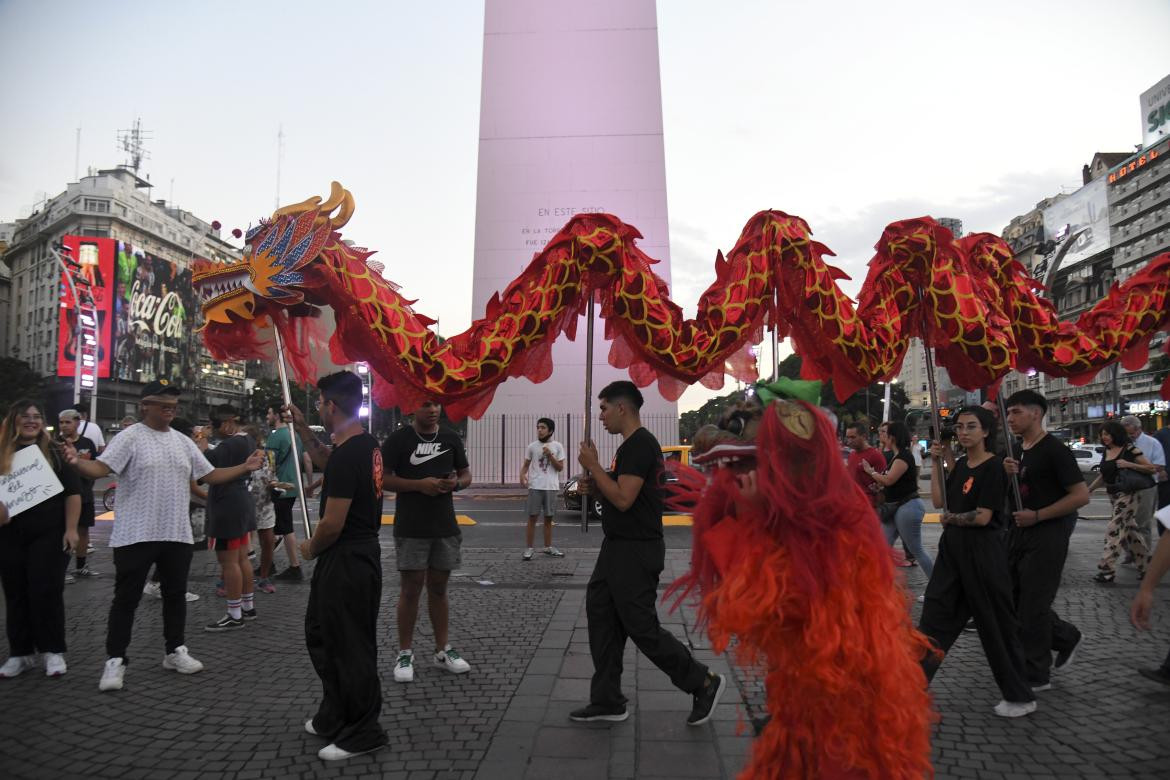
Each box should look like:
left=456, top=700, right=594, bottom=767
left=465, top=413, right=680, bottom=485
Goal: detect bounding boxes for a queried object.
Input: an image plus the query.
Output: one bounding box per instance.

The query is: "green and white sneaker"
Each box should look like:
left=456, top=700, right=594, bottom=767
left=434, top=645, right=471, bottom=674
left=394, top=650, right=414, bottom=683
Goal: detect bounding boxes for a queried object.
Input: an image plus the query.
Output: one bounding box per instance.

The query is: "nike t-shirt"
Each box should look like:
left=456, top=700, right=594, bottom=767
left=381, top=426, right=469, bottom=538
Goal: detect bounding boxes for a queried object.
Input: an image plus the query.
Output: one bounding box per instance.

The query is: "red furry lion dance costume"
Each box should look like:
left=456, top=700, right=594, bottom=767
left=668, top=379, right=935, bottom=779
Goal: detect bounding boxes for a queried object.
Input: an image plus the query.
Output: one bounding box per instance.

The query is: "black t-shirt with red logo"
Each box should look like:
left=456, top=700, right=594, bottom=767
left=599, top=427, right=665, bottom=541
left=944, top=453, right=1007, bottom=531
left=381, top=426, right=469, bottom=538
left=320, top=432, right=384, bottom=546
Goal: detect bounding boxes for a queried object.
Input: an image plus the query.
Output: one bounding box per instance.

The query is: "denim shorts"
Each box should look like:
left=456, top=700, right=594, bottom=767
left=395, top=535, right=462, bottom=571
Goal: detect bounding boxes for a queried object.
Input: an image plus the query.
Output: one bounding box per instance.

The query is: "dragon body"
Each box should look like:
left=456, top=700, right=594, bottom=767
left=195, top=183, right=1170, bottom=420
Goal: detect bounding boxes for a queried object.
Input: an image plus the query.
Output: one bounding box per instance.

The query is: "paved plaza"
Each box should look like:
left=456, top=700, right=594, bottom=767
left=1, top=507, right=1168, bottom=779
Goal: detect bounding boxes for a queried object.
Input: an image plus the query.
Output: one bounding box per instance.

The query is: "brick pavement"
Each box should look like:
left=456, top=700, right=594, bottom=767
left=0, top=520, right=1168, bottom=779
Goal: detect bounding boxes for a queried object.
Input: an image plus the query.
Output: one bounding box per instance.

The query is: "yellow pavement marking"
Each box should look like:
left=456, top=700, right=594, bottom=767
left=663, top=515, right=693, bottom=526
left=924, top=513, right=941, bottom=524
left=96, top=511, right=115, bottom=521
left=382, top=514, right=476, bottom=526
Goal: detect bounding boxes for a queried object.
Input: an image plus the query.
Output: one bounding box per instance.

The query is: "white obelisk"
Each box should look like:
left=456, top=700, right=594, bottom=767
left=468, top=0, right=677, bottom=483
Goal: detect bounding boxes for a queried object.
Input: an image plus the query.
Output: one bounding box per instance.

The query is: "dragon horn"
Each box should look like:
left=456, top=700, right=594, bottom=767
left=312, top=181, right=354, bottom=230
left=272, top=194, right=323, bottom=220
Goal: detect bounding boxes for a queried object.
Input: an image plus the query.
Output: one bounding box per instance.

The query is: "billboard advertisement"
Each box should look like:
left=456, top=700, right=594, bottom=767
left=57, top=236, right=115, bottom=379
left=112, top=241, right=198, bottom=386
left=1040, top=177, right=1110, bottom=273
left=1141, top=73, right=1170, bottom=149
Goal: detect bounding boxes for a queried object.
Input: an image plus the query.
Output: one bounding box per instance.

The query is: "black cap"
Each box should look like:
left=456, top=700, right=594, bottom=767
left=140, top=379, right=182, bottom=399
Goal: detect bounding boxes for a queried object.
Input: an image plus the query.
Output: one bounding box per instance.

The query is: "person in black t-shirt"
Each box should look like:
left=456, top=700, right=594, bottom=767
left=918, top=405, right=1036, bottom=718
left=200, top=405, right=258, bottom=631
left=1002, top=390, right=1090, bottom=688
left=570, top=381, right=725, bottom=726
left=288, top=371, right=388, bottom=762
left=58, top=408, right=100, bottom=579
left=381, top=400, right=472, bottom=683
left=0, top=399, right=81, bottom=679
left=865, top=421, right=932, bottom=579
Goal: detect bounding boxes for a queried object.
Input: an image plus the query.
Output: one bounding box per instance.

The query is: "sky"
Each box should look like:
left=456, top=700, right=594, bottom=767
left=2, top=0, right=1167, bottom=412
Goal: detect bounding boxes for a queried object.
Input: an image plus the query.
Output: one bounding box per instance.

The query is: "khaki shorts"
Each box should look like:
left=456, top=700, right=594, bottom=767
left=395, top=535, right=462, bottom=571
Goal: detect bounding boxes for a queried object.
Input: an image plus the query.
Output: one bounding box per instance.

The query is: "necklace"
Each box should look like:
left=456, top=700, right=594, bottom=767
left=414, top=426, right=439, bottom=443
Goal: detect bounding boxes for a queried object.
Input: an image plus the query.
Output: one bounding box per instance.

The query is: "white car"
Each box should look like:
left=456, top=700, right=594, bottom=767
left=1069, top=446, right=1102, bottom=476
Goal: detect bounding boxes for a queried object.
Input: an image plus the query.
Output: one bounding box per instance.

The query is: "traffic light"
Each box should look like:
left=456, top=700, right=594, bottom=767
left=1060, top=397, right=1069, bottom=413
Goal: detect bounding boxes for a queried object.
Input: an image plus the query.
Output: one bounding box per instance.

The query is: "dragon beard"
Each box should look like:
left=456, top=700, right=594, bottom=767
left=668, top=400, right=936, bottom=779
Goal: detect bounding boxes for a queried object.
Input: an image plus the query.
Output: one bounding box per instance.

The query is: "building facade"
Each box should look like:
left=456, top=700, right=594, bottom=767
left=1, top=167, right=246, bottom=427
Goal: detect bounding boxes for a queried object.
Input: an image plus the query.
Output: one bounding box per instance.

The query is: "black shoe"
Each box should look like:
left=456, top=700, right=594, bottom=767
left=242, top=608, right=258, bottom=621
left=1092, top=572, right=1115, bottom=584
left=687, top=672, right=726, bottom=726
left=962, top=619, right=977, bottom=633
left=274, top=566, right=304, bottom=582
left=1137, top=667, right=1170, bottom=686
left=204, top=614, right=245, bottom=632
left=1054, top=633, right=1081, bottom=671
left=569, top=703, right=628, bottom=722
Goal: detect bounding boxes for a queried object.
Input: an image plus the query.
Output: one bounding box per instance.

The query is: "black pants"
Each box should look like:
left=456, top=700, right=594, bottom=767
left=586, top=538, right=708, bottom=707
left=1008, top=517, right=1080, bottom=685
left=305, top=540, right=386, bottom=753
left=0, top=514, right=68, bottom=655
left=106, top=541, right=193, bottom=661
left=919, top=527, right=1034, bottom=704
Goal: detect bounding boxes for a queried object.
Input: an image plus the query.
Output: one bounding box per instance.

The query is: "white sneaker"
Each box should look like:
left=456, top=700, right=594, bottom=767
left=0, top=655, right=37, bottom=678
left=305, top=719, right=320, bottom=736
left=142, top=581, right=162, bottom=599
left=543, top=546, right=564, bottom=558
left=44, top=652, right=67, bottom=677
left=64, top=573, right=76, bottom=584
left=318, top=743, right=382, bottom=761
left=162, top=645, right=204, bottom=675
left=993, top=699, right=1037, bottom=718
left=522, top=548, right=534, bottom=561
left=185, top=591, right=200, bottom=602
left=393, top=650, right=414, bottom=683
left=434, top=646, right=471, bottom=674
left=99, top=658, right=125, bottom=691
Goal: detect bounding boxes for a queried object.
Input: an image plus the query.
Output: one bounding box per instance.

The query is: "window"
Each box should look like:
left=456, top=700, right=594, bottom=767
left=83, top=198, right=110, bottom=213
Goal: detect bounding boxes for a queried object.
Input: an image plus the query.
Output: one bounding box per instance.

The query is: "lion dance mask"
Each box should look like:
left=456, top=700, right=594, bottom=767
left=667, top=380, right=935, bottom=779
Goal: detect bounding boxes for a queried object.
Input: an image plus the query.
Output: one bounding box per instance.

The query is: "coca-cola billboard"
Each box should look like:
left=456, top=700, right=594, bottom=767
left=112, top=241, right=198, bottom=385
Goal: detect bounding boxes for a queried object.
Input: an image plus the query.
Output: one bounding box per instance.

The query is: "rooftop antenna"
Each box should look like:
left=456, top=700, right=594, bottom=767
left=117, top=117, right=152, bottom=176
left=275, top=124, right=284, bottom=209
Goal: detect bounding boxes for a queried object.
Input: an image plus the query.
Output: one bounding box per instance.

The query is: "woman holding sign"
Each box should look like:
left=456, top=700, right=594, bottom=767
left=0, top=399, right=81, bottom=679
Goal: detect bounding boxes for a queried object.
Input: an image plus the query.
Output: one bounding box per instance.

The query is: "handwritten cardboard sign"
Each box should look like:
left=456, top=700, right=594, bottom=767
left=0, top=446, right=65, bottom=517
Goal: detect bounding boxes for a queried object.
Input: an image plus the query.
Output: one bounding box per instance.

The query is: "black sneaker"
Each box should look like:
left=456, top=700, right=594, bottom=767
left=687, top=672, right=726, bottom=726
left=1053, top=633, right=1081, bottom=671
left=569, top=703, right=628, bottom=722
left=204, top=614, right=245, bottom=632
left=274, top=566, right=304, bottom=582
left=1138, top=667, right=1170, bottom=686
left=242, top=608, right=258, bottom=621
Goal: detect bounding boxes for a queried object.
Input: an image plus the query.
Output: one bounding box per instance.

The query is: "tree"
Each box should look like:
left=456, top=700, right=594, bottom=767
left=0, top=358, right=45, bottom=414
left=248, top=378, right=285, bottom=421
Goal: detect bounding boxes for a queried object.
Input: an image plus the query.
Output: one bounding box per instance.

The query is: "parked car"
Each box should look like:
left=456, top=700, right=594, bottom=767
left=1070, top=445, right=1103, bottom=476
left=562, top=444, right=692, bottom=516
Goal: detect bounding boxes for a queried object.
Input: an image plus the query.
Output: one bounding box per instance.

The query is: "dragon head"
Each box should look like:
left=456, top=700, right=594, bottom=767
left=689, top=377, right=826, bottom=473
left=194, top=181, right=355, bottom=326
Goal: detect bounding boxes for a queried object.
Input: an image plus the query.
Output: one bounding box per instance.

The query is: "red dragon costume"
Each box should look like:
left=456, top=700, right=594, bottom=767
left=193, top=183, right=1170, bottom=421
left=667, top=379, right=935, bottom=778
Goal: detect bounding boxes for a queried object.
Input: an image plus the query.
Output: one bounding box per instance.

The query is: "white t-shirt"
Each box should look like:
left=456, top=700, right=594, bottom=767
left=98, top=423, right=214, bottom=547
left=79, top=419, right=106, bottom=449
left=525, top=439, right=565, bottom=491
